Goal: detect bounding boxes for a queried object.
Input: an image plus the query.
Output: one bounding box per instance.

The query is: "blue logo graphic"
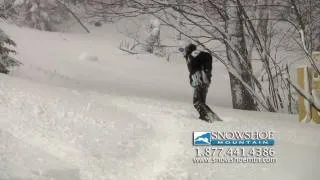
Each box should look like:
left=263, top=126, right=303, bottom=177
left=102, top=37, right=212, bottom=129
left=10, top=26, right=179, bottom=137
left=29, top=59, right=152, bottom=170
left=193, top=132, right=211, bottom=145
left=193, top=131, right=275, bottom=146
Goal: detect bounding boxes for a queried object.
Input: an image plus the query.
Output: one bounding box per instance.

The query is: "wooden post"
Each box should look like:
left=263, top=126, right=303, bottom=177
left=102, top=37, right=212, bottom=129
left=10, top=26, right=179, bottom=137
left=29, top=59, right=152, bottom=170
left=297, top=52, right=320, bottom=124
left=297, top=66, right=311, bottom=123
left=310, top=52, right=320, bottom=124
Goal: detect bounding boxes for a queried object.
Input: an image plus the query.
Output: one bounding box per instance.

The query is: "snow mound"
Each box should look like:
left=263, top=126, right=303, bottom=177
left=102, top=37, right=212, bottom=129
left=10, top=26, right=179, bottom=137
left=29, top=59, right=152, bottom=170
left=78, top=52, right=99, bottom=62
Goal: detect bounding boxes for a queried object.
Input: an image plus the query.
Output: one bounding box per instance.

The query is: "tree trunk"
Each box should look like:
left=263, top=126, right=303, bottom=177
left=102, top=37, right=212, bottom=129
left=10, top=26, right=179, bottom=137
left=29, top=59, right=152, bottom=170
left=225, top=0, right=257, bottom=110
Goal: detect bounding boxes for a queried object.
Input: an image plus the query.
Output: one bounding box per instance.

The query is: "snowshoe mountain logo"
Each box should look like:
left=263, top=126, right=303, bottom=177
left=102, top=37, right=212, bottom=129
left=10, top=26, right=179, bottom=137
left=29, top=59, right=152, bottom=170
left=193, top=132, right=211, bottom=145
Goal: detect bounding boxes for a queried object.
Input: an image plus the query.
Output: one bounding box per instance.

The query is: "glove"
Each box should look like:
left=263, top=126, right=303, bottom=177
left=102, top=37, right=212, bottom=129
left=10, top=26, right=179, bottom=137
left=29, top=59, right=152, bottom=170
left=191, top=81, right=197, bottom=88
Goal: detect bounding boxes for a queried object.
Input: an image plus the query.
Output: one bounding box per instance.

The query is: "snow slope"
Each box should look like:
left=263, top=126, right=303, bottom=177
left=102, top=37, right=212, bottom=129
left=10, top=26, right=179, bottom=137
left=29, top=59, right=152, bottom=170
left=0, top=22, right=320, bottom=180
left=3, top=23, right=232, bottom=108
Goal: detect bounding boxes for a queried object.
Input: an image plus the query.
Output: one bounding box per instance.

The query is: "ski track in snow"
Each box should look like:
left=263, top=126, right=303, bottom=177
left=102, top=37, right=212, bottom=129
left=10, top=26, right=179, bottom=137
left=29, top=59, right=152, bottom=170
left=0, top=75, right=191, bottom=180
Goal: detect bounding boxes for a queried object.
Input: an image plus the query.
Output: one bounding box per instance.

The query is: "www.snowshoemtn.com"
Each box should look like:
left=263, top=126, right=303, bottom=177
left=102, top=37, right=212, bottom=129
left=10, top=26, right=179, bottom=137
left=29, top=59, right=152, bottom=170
left=193, top=157, right=277, bottom=164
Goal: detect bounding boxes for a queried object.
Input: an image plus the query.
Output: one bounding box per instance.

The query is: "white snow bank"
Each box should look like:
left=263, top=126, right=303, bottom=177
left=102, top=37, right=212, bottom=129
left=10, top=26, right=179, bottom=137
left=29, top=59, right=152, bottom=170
left=0, top=75, right=320, bottom=180
left=78, top=52, right=99, bottom=62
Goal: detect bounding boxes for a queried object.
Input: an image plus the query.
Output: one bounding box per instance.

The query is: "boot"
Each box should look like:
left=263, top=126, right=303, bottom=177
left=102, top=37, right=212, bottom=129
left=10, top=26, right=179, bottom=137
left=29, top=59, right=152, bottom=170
left=207, top=112, right=223, bottom=121
left=199, top=114, right=213, bottom=122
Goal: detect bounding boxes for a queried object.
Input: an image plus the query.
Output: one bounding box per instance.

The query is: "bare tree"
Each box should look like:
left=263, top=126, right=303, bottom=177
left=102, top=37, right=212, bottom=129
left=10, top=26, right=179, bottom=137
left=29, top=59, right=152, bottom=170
left=0, top=0, right=79, bottom=31
left=116, top=0, right=275, bottom=111
left=286, top=0, right=320, bottom=73
left=282, top=0, right=320, bottom=113
left=91, top=0, right=319, bottom=113
left=55, top=0, right=90, bottom=33
left=225, top=0, right=257, bottom=110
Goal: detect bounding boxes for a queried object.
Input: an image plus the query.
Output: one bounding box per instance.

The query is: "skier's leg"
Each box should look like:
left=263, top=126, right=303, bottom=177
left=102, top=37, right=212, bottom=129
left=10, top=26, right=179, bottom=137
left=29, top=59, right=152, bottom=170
left=201, top=85, right=213, bottom=114
left=193, top=86, right=207, bottom=120
left=202, top=85, right=223, bottom=121
left=203, top=84, right=208, bottom=104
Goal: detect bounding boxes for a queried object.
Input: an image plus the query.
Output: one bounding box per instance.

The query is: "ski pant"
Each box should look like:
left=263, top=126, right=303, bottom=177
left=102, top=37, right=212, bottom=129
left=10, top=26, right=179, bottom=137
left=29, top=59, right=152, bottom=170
left=193, top=84, right=214, bottom=118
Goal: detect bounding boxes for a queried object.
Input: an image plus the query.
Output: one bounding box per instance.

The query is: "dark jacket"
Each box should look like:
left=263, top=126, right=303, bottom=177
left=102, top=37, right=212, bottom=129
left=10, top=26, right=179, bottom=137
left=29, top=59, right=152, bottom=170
left=185, top=50, right=212, bottom=86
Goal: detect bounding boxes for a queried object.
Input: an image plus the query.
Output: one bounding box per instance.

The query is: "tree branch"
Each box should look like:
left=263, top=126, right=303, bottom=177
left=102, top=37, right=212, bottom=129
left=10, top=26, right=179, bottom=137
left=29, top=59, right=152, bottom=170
left=55, top=0, right=90, bottom=33
left=286, top=77, right=320, bottom=112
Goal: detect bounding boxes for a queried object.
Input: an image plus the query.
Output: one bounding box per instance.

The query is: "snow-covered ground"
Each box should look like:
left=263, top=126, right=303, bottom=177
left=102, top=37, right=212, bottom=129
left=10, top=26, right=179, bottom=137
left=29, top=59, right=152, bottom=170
left=0, top=22, right=320, bottom=180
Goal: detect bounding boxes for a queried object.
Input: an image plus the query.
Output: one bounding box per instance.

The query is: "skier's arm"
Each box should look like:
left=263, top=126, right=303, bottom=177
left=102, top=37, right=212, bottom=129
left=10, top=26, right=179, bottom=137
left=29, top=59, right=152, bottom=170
left=186, top=56, right=195, bottom=86
left=204, top=54, right=212, bottom=83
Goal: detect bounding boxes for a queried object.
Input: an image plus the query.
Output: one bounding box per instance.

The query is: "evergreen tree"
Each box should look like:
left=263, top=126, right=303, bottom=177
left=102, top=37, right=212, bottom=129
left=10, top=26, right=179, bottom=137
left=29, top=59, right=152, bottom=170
left=0, top=28, right=19, bottom=74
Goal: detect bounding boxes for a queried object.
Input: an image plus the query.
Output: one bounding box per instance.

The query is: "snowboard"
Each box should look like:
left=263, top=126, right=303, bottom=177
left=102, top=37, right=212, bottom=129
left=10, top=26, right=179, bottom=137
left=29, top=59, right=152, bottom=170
left=201, top=104, right=223, bottom=123
left=199, top=112, right=223, bottom=123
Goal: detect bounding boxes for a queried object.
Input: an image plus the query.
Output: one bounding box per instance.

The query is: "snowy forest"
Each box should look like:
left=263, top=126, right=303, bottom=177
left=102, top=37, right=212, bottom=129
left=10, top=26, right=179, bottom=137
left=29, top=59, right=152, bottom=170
left=1, top=0, right=320, bottom=180
left=1, top=0, right=320, bottom=114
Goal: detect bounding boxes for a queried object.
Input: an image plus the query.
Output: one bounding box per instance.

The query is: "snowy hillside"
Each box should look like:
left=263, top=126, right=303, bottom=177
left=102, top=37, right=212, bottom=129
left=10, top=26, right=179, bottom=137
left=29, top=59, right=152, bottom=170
left=2, top=22, right=232, bottom=108
left=0, top=22, right=320, bottom=180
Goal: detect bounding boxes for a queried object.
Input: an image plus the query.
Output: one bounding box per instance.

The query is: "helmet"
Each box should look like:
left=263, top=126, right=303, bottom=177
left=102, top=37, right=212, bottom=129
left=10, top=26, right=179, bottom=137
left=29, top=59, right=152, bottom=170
left=184, top=43, right=197, bottom=56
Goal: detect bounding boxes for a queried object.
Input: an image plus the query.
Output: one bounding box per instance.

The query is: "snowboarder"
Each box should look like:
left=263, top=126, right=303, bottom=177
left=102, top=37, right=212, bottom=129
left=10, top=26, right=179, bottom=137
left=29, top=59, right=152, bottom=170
left=180, top=43, right=222, bottom=122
